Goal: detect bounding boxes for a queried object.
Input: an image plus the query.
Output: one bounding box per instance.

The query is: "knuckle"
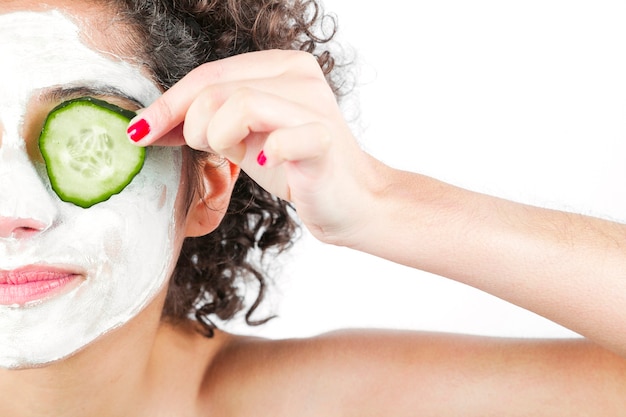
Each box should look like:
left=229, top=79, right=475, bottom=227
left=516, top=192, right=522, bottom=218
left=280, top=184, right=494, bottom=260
left=191, top=59, right=227, bottom=84
left=284, top=50, right=323, bottom=76
left=307, top=82, right=339, bottom=117
left=151, top=96, right=175, bottom=125
left=306, top=75, right=333, bottom=96
left=195, top=86, right=223, bottom=114
left=229, top=87, right=257, bottom=112
left=312, top=122, right=332, bottom=150
left=182, top=124, right=208, bottom=151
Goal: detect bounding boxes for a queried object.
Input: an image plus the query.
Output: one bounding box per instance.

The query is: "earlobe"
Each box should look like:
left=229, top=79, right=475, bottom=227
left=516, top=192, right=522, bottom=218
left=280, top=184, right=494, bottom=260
left=184, top=158, right=240, bottom=238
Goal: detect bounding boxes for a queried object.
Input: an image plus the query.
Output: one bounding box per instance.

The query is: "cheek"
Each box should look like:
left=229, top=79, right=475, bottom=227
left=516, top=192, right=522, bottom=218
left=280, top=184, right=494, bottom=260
left=119, top=146, right=183, bottom=214
left=77, top=147, right=184, bottom=268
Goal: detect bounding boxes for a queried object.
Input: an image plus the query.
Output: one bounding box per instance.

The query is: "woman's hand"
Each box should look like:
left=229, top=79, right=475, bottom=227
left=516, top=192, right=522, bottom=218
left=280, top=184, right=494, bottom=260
left=127, top=50, right=626, bottom=358
left=127, top=50, right=385, bottom=247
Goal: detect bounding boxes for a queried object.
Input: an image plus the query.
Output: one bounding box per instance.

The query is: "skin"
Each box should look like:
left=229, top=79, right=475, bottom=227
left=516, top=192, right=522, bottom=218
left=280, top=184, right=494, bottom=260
left=0, top=2, right=234, bottom=414
left=137, top=50, right=626, bottom=358
left=0, top=1, right=626, bottom=416
left=0, top=9, right=185, bottom=368
left=135, top=20, right=626, bottom=417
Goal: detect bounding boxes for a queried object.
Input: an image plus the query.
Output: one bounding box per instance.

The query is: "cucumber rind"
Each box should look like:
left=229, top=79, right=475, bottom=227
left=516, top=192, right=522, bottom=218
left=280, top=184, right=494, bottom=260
left=39, top=97, right=145, bottom=209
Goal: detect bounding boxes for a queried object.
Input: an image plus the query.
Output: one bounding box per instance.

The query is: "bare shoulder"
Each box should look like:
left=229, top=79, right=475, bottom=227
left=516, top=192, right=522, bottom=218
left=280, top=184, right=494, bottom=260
left=201, top=329, right=626, bottom=416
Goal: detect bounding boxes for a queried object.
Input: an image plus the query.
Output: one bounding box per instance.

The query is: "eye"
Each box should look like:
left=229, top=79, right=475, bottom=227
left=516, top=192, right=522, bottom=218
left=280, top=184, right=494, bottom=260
left=38, top=97, right=145, bottom=208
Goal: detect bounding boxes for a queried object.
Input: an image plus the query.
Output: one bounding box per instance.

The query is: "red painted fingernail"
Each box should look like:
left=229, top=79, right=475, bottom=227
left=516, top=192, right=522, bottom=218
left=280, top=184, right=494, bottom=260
left=127, top=119, right=151, bottom=142
left=257, top=150, right=267, bottom=166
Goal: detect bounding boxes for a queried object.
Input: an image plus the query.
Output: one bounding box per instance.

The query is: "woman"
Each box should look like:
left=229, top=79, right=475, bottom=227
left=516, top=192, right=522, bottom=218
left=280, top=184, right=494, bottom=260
left=0, top=0, right=625, bottom=415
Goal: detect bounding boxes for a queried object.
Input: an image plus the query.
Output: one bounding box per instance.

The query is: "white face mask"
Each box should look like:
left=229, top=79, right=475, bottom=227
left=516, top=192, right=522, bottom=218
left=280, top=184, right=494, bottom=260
left=0, top=10, right=183, bottom=368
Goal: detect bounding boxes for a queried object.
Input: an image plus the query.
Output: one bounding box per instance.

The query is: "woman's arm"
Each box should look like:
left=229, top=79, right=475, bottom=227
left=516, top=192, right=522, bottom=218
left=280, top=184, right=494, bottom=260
left=207, top=331, right=626, bottom=416
left=356, top=165, right=626, bottom=357
left=130, top=49, right=626, bottom=356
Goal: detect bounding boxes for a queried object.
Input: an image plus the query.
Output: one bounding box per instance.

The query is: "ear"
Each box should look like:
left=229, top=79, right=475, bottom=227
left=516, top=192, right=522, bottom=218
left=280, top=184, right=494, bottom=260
left=184, top=158, right=240, bottom=238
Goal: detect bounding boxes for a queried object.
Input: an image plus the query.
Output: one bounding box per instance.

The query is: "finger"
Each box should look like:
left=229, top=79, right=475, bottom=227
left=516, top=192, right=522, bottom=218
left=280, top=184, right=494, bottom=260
left=127, top=50, right=321, bottom=146
left=238, top=124, right=336, bottom=204
left=147, top=124, right=186, bottom=147
left=181, top=75, right=331, bottom=152
left=262, top=122, right=332, bottom=170
left=204, top=88, right=317, bottom=164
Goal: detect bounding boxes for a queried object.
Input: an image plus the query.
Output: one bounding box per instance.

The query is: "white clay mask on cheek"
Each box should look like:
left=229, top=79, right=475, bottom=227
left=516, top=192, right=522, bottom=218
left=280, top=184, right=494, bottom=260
left=0, top=11, right=183, bottom=369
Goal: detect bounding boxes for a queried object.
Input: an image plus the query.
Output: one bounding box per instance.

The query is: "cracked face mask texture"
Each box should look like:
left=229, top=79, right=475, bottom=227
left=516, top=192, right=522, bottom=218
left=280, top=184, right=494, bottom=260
left=0, top=11, right=182, bottom=368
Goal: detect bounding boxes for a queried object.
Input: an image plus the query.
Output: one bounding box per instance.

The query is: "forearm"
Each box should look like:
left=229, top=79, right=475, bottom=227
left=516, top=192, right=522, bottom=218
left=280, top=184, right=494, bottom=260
left=354, top=164, right=626, bottom=355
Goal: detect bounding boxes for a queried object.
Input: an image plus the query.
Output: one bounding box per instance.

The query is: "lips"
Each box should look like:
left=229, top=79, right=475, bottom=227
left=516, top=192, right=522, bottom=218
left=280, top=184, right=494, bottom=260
left=0, top=266, right=83, bottom=305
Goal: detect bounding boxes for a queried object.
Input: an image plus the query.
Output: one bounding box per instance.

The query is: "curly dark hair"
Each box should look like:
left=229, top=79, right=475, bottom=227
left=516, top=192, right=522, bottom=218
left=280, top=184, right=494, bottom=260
left=104, top=0, right=345, bottom=336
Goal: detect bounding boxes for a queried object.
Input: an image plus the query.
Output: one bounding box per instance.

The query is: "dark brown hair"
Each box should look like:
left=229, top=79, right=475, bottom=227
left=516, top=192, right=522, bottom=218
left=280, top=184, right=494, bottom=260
left=110, top=0, right=345, bottom=336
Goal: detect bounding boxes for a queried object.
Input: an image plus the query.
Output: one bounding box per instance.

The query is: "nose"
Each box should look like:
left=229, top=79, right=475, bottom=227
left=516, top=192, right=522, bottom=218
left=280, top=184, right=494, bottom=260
left=0, top=141, right=59, bottom=240
left=0, top=217, right=49, bottom=239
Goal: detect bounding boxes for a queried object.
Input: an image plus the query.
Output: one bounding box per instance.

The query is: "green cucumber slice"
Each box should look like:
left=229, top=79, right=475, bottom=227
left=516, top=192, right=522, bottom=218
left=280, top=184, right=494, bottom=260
left=39, top=97, right=145, bottom=208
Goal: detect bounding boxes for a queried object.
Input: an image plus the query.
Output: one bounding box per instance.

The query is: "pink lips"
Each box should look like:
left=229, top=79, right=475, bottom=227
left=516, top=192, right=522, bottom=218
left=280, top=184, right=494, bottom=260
left=0, top=267, right=82, bottom=305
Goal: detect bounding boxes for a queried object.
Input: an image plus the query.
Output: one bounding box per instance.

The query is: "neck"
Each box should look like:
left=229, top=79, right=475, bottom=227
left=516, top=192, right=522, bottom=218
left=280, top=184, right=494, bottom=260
left=0, top=299, right=164, bottom=417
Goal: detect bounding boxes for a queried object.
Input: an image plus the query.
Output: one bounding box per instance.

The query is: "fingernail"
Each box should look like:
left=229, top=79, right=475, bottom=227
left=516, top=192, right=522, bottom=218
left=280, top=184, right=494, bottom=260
left=257, top=150, right=267, bottom=166
left=127, top=119, right=151, bottom=142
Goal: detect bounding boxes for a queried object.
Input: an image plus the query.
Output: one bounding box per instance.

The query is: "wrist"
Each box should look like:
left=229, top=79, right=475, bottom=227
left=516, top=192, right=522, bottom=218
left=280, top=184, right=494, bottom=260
left=338, top=158, right=428, bottom=254
left=344, top=161, right=475, bottom=270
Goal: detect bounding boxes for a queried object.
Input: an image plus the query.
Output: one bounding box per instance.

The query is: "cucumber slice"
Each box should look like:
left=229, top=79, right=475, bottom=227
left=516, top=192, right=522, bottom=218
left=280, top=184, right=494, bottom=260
left=39, top=97, right=145, bottom=208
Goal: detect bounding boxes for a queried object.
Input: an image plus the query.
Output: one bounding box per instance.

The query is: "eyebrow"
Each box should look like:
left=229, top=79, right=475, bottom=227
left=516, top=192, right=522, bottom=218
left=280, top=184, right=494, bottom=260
left=39, top=85, right=145, bottom=108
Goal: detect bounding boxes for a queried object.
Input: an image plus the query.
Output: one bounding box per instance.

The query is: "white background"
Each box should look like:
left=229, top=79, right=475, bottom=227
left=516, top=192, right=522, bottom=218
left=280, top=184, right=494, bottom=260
left=227, top=1, right=626, bottom=339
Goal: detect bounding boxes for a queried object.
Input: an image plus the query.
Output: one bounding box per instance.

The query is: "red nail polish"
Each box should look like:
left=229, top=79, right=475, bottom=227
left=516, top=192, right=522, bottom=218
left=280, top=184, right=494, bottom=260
left=127, top=119, right=151, bottom=142
left=257, top=150, right=267, bottom=166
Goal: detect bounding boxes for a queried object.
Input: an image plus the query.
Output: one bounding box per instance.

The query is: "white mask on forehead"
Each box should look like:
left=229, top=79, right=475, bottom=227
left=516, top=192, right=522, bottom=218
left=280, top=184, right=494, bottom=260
left=0, top=11, right=183, bottom=368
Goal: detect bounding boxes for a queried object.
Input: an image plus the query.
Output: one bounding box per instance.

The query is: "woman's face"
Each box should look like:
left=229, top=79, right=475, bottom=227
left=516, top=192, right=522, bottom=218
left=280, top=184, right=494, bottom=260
left=0, top=7, right=184, bottom=368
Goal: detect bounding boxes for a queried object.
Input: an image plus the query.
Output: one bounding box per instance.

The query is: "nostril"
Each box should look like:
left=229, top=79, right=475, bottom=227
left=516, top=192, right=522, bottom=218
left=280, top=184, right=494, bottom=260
left=0, top=217, right=49, bottom=239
